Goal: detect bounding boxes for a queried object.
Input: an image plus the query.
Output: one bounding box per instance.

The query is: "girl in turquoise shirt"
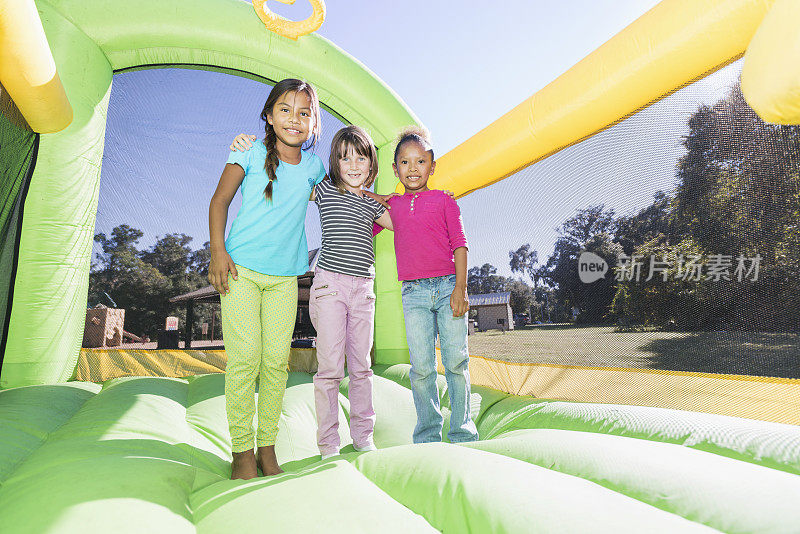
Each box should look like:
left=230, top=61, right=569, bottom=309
left=208, top=79, right=326, bottom=480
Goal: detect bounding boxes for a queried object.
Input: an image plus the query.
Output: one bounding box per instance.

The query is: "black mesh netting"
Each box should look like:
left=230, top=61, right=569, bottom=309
left=460, top=60, right=800, bottom=378
left=0, top=89, right=38, bottom=368
left=86, top=69, right=344, bottom=353
left=83, top=64, right=800, bottom=381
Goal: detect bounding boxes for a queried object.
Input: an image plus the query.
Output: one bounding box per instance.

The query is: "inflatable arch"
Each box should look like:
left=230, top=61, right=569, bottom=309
left=2, top=0, right=800, bottom=532
left=2, top=0, right=414, bottom=388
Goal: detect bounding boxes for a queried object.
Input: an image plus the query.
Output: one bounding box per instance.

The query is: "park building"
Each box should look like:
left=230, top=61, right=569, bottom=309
left=469, top=292, right=514, bottom=332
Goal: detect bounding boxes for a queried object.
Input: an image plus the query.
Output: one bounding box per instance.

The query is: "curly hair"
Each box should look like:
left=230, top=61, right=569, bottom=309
left=393, top=125, right=434, bottom=163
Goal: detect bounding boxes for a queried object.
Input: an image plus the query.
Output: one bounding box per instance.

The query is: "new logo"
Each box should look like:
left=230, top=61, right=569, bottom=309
left=578, top=251, right=608, bottom=283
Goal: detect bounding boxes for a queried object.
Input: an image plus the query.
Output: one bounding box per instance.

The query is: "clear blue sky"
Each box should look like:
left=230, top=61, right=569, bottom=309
left=95, top=0, right=741, bottom=278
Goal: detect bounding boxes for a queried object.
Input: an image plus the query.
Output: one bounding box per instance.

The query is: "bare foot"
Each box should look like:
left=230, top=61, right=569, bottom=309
left=257, top=445, right=284, bottom=476
left=231, top=449, right=258, bottom=480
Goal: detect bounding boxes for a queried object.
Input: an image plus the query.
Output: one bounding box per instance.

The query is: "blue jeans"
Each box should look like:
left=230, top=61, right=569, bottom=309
left=401, top=274, right=479, bottom=444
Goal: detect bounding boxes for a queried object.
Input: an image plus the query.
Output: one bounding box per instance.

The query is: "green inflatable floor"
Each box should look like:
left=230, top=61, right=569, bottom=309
left=1, top=365, right=799, bottom=533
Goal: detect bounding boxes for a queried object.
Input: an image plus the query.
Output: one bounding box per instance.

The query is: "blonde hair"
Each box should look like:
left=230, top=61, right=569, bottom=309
left=328, top=126, right=378, bottom=193
left=393, top=125, right=434, bottom=163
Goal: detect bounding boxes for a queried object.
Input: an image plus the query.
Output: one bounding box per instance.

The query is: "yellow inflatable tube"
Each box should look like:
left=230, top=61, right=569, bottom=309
left=418, top=0, right=776, bottom=197
left=741, top=0, right=800, bottom=125
left=252, top=0, right=326, bottom=40
left=0, top=0, right=72, bottom=132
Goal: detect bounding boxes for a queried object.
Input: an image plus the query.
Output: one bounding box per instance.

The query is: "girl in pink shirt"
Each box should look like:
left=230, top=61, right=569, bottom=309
left=387, top=126, right=479, bottom=444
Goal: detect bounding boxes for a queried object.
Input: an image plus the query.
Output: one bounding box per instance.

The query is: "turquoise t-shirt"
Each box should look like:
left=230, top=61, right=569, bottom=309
left=225, top=142, right=326, bottom=276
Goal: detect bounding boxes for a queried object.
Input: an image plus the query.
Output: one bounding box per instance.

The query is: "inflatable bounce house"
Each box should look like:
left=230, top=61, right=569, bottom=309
left=2, top=0, right=800, bottom=531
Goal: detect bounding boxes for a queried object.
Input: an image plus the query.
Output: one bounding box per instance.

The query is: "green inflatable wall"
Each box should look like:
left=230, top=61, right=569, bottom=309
left=2, top=0, right=416, bottom=388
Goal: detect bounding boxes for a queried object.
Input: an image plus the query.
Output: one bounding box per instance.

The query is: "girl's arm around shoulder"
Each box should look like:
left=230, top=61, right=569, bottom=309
left=363, top=190, right=399, bottom=210
left=431, top=189, right=458, bottom=216
left=436, top=189, right=458, bottom=204
left=305, top=153, right=326, bottom=200
left=230, top=134, right=256, bottom=152
left=310, top=175, right=328, bottom=202
left=307, top=153, right=327, bottom=193
left=374, top=210, right=393, bottom=231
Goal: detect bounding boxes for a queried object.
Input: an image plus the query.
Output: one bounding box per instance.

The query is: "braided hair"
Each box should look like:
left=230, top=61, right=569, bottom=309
left=259, top=79, right=321, bottom=201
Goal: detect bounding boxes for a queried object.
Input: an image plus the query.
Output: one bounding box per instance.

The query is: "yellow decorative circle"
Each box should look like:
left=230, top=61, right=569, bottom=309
left=252, top=0, right=326, bottom=40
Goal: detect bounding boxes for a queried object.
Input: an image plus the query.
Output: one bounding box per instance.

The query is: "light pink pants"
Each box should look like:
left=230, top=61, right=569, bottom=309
left=309, top=268, right=376, bottom=455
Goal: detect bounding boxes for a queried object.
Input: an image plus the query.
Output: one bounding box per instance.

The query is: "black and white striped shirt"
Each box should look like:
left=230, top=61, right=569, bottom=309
left=314, top=179, right=386, bottom=278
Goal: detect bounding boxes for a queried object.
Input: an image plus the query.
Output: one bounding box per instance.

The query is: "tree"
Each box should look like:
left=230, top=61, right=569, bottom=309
left=675, top=84, right=800, bottom=261
left=540, top=205, right=622, bottom=323
left=615, top=191, right=677, bottom=255
left=560, top=204, right=616, bottom=246
left=509, top=244, right=539, bottom=286
left=467, top=263, right=507, bottom=294
left=89, top=228, right=171, bottom=337
left=89, top=226, right=212, bottom=338
left=504, top=279, right=534, bottom=315
left=607, top=82, right=800, bottom=332
left=669, top=83, right=800, bottom=331
left=610, top=236, right=714, bottom=330
left=190, top=241, right=212, bottom=277
left=141, top=233, right=193, bottom=280
left=92, top=225, right=144, bottom=277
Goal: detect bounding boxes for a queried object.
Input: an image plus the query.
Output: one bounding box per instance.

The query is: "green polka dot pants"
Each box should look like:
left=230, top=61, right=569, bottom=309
left=220, top=265, right=298, bottom=452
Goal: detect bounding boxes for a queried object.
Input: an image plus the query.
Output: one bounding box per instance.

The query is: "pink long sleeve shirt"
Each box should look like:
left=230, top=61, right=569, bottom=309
left=384, top=189, right=468, bottom=281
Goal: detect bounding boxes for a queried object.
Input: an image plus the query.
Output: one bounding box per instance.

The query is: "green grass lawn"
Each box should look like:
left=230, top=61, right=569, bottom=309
left=466, top=325, right=800, bottom=378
